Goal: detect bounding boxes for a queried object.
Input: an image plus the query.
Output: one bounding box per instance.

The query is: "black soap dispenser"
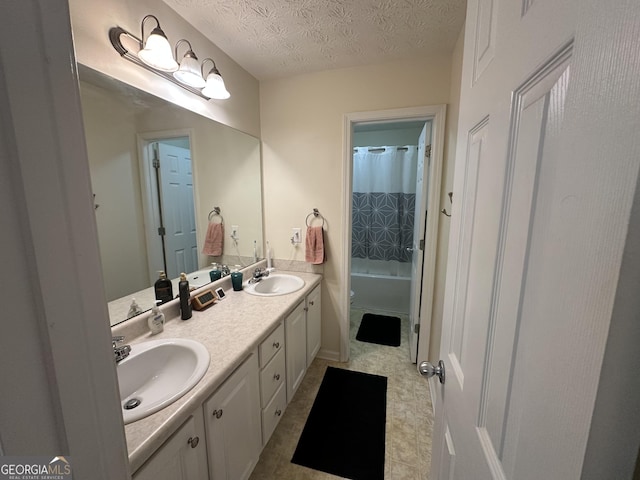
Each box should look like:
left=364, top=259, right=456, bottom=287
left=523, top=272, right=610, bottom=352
left=154, top=270, right=174, bottom=304
left=178, top=272, right=192, bottom=320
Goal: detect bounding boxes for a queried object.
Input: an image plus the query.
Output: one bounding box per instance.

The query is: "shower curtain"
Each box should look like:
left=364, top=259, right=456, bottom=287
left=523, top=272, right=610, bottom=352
left=352, top=146, right=418, bottom=263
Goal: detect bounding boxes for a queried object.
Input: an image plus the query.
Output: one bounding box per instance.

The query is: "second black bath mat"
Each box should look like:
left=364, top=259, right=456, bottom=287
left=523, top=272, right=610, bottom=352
left=356, top=313, right=401, bottom=346
left=291, top=367, right=387, bottom=479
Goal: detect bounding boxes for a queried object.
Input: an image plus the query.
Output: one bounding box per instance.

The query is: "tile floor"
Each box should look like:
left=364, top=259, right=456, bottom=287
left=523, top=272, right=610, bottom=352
left=249, top=308, right=434, bottom=480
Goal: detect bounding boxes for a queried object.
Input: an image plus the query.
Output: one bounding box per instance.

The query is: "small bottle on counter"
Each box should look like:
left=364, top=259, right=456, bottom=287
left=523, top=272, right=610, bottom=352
left=179, top=273, right=192, bottom=320
left=209, top=263, right=222, bottom=282
left=231, top=265, right=243, bottom=291
left=148, top=300, right=165, bottom=335
left=127, top=298, right=142, bottom=318
left=154, top=270, right=174, bottom=304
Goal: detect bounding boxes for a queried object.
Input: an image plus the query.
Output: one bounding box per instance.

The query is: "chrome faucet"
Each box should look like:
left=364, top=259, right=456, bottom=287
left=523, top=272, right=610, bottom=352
left=220, top=264, right=230, bottom=277
left=112, top=336, right=131, bottom=363
left=249, top=267, right=270, bottom=284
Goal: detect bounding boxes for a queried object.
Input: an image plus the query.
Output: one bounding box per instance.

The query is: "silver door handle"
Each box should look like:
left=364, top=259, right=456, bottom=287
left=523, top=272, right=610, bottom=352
left=419, top=360, right=445, bottom=384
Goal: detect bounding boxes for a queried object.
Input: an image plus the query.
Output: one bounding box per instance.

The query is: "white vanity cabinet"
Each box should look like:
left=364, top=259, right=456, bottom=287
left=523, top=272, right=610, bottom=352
left=285, top=284, right=322, bottom=401
left=285, top=300, right=307, bottom=401
left=258, top=323, right=287, bottom=446
left=133, top=410, right=208, bottom=480
left=203, top=353, right=261, bottom=480
left=306, top=284, right=322, bottom=367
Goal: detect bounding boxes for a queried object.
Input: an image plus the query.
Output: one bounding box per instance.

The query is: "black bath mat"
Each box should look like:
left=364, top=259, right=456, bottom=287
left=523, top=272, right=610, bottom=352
left=291, top=367, right=387, bottom=480
left=356, top=313, right=401, bottom=346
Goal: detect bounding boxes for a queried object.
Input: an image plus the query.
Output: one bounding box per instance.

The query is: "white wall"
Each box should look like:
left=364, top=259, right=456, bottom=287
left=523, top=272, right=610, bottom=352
left=429, top=26, right=465, bottom=363
left=260, top=54, right=453, bottom=359
left=69, top=0, right=261, bottom=138
left=353, top=125, right=424, bottom=147
left=80, top=82, right=150, bottom=301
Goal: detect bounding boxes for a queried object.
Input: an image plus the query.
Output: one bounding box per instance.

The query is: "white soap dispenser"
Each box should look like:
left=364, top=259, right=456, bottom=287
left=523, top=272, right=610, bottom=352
left=148, top=300, right=165, bottom=335
left=127, top=298, right=143, bottom=318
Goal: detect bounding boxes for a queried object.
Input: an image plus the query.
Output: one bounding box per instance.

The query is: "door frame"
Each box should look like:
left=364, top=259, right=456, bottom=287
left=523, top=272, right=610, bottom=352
left=341, top=105, right=447, bottom=364
left=137, top=129, right=195, bottom=282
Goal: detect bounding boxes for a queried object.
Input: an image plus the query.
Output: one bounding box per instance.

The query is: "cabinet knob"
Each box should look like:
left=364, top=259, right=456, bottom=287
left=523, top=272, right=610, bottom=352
left=275, top=409, right=282, bottom=417
left=309, top=301, right=314, bottom=306
left=273, top=373, right=280, bottom=381
left=188, top=436, right=199, bottom=448
left=273, top=341, right=280, bottom=349
left=213, top=409, right=223, bottom=419
left=303, top=307, right=309, bottom=312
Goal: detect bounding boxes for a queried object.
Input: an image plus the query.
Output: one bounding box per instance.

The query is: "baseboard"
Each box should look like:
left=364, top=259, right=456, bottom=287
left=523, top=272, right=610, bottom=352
left=317, top=348, right=340, bottom=362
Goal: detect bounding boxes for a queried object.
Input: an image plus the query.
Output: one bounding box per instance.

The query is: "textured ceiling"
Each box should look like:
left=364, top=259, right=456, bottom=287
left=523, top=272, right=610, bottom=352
left=163, top=0, right=467, bottom=80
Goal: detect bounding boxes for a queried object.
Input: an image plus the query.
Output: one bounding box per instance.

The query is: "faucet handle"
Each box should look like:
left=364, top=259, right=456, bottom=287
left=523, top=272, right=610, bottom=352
left=112, top=335, right=125, bottom=347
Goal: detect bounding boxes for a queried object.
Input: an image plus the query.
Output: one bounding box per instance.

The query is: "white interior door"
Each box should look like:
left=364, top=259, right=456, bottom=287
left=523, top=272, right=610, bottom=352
left=409, top=123, right=430, bottom=362
left=158, top=142, right=198, bottom=278
left=430, top=0, right=640, bottom=479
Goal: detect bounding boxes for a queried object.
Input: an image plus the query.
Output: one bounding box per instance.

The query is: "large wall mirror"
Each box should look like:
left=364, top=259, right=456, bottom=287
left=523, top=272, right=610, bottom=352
left=79, top=66, right=264, bottom=326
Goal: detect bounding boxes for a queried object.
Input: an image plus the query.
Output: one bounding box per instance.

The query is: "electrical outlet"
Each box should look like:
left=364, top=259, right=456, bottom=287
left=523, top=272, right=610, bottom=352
left=231, top=225, right=239, bottom=239
left=292, top=228, right=302, bottom=244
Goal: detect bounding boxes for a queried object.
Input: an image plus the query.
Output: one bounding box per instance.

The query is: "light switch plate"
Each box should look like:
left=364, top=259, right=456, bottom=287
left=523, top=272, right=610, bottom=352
left=231, top=225, right=239, bottom=239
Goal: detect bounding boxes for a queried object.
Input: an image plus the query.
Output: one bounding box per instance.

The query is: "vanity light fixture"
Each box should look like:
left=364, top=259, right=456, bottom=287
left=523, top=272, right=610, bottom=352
left=108, top=15, right=230, bottom=100
left=201, top=58, right=231, bottom=99
left=137, top=15, right=178, bottom=72
left=173, top=40, right=206, bottom=88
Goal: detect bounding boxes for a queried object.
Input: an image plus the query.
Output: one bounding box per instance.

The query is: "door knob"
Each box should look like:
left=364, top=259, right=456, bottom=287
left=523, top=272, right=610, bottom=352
left=419, top=360, right=445, bottom=384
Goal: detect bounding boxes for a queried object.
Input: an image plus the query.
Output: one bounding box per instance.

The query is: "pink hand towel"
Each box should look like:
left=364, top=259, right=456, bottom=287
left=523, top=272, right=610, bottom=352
left=202, top=222, right=224, bottom=256
left=305, top=226, right=325, bottom=264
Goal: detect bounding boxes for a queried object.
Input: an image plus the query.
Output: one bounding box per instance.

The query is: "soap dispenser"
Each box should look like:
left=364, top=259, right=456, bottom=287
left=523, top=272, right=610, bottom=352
left=209, top=263, right=222, bottom=282
left=154, top=270, right=173, bottom=304
left=179, top=273, right=192, bottom=320
left=127, top=298, right=142, bottom=318
left=231, top=265, right=243, bottom=291
left=148, top=300, right=165, bottom=335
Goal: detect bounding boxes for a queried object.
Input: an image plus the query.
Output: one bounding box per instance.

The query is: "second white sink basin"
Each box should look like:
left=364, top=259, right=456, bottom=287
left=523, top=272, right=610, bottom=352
left=117, top=338, right=210, bottom=424
left=244, top=274, right=305, bottom=296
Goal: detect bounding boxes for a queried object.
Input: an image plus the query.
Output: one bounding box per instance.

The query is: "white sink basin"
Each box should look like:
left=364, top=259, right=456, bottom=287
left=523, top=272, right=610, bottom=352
left=244, top=274, right=305, bottom=297
left=117, top=338, right=210, bottom=424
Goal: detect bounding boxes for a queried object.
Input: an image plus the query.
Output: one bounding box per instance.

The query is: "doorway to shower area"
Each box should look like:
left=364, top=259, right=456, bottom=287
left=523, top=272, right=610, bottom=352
left=350, top=120, right=432, bottom=363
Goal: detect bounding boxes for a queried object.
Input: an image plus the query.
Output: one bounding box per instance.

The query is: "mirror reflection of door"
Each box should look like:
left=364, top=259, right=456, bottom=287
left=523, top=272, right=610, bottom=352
left=150, top=138, right=198, bottom=279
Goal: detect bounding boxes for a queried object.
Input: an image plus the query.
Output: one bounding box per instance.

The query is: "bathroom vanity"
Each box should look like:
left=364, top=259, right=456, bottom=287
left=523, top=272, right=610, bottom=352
left=113, top=268, right=322, bottom=479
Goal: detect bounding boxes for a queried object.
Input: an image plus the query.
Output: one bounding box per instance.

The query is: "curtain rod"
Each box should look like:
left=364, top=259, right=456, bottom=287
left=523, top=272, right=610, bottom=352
left=353, top=147, right=410, bottom=152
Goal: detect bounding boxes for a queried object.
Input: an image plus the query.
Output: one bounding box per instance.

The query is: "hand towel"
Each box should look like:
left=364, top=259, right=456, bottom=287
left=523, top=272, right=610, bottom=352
left=305, top=226, right=325, bottom=265
left=202, top=222, right=224, bottom=256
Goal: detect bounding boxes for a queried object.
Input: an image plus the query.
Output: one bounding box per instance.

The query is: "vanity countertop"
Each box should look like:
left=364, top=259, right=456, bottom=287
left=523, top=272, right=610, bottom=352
left=118, top=269, right=322, bottom=473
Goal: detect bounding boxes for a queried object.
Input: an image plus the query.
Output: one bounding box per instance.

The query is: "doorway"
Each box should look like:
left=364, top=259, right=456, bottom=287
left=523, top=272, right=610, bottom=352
left=137, top=130, right=198, bottom=282
left=342, top=105, right=447, bottom=365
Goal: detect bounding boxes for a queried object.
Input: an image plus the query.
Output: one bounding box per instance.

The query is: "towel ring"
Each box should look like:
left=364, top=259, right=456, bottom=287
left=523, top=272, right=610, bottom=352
left=208, top=206, right=224, bottom=224
left=305, top=208, right=325, bottom=228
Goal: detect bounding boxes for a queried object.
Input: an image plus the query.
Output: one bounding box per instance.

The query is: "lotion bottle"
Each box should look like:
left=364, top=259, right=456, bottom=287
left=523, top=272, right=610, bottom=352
left=154, top=270, right=173, bottom=304
left=209, top=263, right=222, bottom=282
left=148, top=300, right=165, bottom=334
left=179, top=273, right=192, bottom=320
left=231, top=265, right=243, bottom=291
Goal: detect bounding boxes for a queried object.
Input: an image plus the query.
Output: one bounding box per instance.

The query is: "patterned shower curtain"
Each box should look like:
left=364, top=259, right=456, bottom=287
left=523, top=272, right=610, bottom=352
left=352, top=146, right=418, bottom=263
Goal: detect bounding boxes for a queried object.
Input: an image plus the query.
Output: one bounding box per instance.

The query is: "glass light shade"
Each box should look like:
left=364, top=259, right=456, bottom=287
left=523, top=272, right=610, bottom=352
left=202, top=72, right=230, bottom=99
left=138, top=29, right=178, bottom=72
left=173, top=54, right=206, bottom=88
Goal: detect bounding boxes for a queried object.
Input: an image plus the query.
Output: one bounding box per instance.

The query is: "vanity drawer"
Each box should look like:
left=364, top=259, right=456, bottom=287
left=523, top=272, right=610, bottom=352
left=259, top=322, right=284, bottom=367
left=260, top=347, right=285, bottom=407
left=261, top=383, right=286, bottom=446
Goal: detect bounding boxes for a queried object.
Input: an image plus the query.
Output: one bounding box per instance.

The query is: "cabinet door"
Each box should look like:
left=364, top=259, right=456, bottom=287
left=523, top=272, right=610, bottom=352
left=133, top=412, right=207, bottom=480
left=306, top=285, right=322, bottom=367
left=285, top=300, right=307, bottom=401
left=204, top=353, right=261, bottom=480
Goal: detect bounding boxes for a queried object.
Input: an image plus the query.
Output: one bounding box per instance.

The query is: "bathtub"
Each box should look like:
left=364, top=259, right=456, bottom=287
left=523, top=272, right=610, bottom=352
left=350, top=272, right=411, bottom=315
